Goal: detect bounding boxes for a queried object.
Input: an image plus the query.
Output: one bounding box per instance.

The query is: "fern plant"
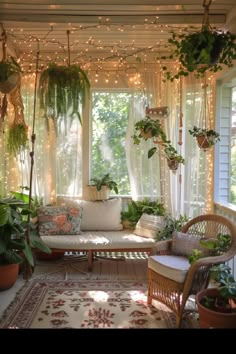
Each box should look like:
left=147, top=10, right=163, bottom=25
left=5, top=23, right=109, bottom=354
left=38, top=63, right=90, bottom=134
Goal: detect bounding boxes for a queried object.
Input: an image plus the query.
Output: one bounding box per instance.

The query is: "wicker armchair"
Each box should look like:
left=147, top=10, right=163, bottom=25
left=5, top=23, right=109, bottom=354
left=147, top=214, right=236, bottom=328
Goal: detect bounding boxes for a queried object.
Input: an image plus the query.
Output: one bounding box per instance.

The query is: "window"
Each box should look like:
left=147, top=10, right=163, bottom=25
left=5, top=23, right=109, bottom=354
left=91, top=91, right=131, bottom=195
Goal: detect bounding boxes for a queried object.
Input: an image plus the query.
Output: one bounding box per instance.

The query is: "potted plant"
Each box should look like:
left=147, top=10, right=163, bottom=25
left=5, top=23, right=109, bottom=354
left=163, top=144, right=185, bottom=171
left=132, top=117, right=169, bottom=144
left=132, top=117, right=170, bottom=159
left=121, top=198, right=166, bottom=229
left=189, top=233, right=236, bottom=327
left=162, top=26, right=236, bottom=81
left=0, top=197, right=51, bottom=290
left=86, top=173, right=119, bottom=200
left=0, top=56, right=22, bottom=94
left=196, top=264, right=236, bottom=328
left=189, top=126, right=220, bottom=150
left=38, top=63, right=90, bottom=134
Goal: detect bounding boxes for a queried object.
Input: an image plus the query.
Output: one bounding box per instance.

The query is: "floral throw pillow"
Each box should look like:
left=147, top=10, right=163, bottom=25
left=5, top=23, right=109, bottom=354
left=37, top=206, right=83, bottom=236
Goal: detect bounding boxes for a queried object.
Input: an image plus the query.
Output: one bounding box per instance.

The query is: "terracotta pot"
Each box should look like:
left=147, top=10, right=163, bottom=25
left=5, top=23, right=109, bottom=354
left=0, top=73, right=20, bottom=94
left=167, top=159, right=179, bottom=171
left=0, top=263, right=19, bottom=291
left=196, top=135, right=211, bottom=151
left=196, top=288, right=236, bottom=328
left=140, top=128, right=153, bottom=139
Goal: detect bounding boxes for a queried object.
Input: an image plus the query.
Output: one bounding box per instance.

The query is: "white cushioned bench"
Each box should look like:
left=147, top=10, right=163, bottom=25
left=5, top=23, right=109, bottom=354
left=38, top=198, right=156, bottom=270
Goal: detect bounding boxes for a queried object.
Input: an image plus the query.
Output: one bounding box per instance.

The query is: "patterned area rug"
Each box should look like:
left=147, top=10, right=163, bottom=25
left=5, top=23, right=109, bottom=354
left=0, top=280, right=198, bottom=328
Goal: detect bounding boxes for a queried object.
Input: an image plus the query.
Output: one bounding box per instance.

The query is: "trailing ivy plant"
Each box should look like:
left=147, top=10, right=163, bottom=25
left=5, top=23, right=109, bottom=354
left=38, top=63, right=90, bottom=134
left=161, top=26, right=236, bottom=81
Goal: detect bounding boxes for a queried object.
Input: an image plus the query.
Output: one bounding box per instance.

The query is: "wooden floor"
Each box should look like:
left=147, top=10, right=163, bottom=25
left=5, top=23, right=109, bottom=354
left=33, top=252, right=149, bottom=282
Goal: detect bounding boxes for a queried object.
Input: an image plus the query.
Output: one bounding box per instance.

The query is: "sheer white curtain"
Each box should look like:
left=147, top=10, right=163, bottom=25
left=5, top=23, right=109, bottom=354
left=1, top=74, right=83, bottom=204
left=126, top=67, right=162, bottom=202
left=182, top=75, right=213, bottom=217
left=126, top=66, right=213, bottom=217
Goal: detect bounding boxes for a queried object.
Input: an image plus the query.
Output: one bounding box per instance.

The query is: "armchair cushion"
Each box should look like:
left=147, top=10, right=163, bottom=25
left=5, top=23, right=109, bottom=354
left=148, top=255, right=190, bottom=283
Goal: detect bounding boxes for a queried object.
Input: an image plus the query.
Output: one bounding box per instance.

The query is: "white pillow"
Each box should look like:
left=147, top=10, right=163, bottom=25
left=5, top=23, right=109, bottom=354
left=134, top=213, right=165, bottom=239
left=57, top=197, right=123, bottom=231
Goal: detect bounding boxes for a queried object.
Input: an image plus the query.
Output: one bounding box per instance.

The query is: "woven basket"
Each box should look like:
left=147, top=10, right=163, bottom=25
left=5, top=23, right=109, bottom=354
left=86, top=185, right=110, bottom=201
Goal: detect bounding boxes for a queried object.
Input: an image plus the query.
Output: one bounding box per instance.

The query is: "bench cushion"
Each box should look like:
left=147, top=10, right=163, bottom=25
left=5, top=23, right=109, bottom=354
left=41, top=230, right=155, bottom=250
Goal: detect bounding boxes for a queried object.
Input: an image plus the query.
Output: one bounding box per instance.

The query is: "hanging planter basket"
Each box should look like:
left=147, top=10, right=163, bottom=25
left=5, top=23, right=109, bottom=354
left=0, top=72, right=20, bottom=94
left=140, top=128, right=153, bottom=139
left=196, top=135, right=212, bottom=151
left=167, top=158, right=179, bottom=171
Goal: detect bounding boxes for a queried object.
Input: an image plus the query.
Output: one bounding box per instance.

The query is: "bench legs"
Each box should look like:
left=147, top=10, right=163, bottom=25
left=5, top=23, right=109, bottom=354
left=87, top=250, right=93, bottom=271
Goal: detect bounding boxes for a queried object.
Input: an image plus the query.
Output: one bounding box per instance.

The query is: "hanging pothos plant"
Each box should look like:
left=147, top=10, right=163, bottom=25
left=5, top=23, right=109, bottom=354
left=38, top=63, right=90, bottom=134
left=161, top=1, right=236, bottom=81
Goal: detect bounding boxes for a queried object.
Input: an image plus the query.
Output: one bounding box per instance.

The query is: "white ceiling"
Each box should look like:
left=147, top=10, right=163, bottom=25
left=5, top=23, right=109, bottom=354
left=0, top=0, right=236, bottom=70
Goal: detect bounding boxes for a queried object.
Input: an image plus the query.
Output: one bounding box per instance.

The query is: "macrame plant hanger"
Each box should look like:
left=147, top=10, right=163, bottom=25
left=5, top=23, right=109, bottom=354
left=24, top=41, right=40, bottom=279
left=177, top=77, right=183, bottom=214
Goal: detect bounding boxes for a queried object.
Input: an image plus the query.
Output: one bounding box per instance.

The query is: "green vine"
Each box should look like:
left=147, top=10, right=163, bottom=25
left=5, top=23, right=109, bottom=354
left=38, top=63, right=90, bottom=134
left=7, top=124, right=28, bottom=156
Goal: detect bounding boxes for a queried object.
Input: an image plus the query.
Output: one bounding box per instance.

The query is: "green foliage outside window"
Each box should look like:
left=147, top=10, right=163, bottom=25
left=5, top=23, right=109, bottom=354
left=91, top=91, right=131, bottom=195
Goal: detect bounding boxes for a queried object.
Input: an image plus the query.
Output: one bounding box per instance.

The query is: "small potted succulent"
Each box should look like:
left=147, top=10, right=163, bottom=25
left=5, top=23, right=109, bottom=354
left=189, top=126, right=220, bottom=150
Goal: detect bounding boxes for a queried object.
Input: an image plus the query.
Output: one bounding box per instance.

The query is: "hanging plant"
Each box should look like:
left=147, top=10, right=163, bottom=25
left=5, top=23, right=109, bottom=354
left=161, top=1, right=236, bottom=81
left=38, top=63, right=90, bottom=134
left=163, top=144, right=185, bottom=171
left=189, top=126, right=220, bottom=151
left=0, top=56, right=22, bottom=94
left=6, top=81, right=28, bottom=155
left=132, top=117, right=170, bottom=150
left=7, top=123, right=28, bottom=155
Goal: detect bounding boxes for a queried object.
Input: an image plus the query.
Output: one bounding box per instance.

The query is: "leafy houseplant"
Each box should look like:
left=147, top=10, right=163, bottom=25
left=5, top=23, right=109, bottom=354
left=121, top=198, right=166, bottom=228
left=90, top=174, right=119, bottom=194
left=38, top=63, right=90, bottom=134
left=155, top=214, right=189, bottom=241
left=132, top=117, right=169, bottom=146
left=87, top=173, right=118, bottom=201
left=189, top=126, right=220, bottom=150
left=162, top=26, right=236, bottom=81
left=189, top=233, right=236, bottom=327
left=0, top=197, right=51, bottom=289
left=163, top=144, right=185, bottom=171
